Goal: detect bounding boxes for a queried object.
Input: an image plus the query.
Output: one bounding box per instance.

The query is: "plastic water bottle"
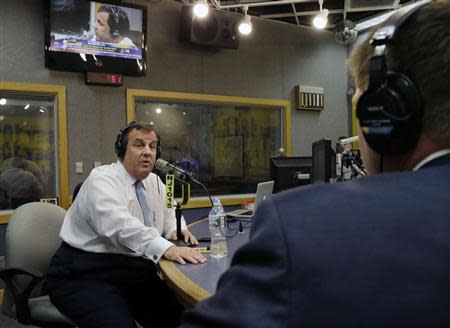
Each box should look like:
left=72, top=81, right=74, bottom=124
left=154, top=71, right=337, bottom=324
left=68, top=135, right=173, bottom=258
left=209, top=197, right=228, bottom=259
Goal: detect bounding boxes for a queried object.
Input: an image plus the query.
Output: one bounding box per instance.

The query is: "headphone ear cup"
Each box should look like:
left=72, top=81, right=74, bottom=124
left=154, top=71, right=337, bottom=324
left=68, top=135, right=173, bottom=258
left=386, top=72, right=423, bottom=153
left=109, top=7, right=120, bottom=37
left=357, top=88, right=393, bottom=154
left=357, top=71, right=422, bottom=155
left=115, top=122, right=136, bottom=159
left=385, top=71, right=421, bottom=118
left=114, top=134, right=122, bottom=158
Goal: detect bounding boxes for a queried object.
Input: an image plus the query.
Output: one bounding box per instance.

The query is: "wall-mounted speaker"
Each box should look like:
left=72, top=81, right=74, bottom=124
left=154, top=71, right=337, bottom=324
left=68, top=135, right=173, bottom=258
left=180, top=6, right=239, bottom=50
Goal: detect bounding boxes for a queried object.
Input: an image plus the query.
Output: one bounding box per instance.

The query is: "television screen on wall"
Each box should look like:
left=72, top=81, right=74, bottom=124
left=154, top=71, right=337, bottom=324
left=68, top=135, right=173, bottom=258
left=45, top=0, right=147, bottom=76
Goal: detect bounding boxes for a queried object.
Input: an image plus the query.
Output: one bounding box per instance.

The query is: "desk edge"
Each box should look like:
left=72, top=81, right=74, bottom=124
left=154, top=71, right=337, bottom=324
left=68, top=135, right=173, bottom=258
left=159, top=260, right=210, bottom=308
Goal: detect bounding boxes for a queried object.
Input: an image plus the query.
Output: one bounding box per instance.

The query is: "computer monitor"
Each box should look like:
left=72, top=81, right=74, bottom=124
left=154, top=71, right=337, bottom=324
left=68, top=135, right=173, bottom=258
left=312, top=139, right=336, bottom=184
left=270, top=156, right=312, bottom=193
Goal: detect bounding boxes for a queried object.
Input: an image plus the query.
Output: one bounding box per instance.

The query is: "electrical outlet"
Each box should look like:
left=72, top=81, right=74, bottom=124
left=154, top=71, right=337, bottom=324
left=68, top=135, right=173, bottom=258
left=75, top=162, right=83, bottom=174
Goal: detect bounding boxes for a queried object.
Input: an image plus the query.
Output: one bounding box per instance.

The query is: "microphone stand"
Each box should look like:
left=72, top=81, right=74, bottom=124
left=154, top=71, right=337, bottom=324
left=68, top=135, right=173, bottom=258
left=175, top=184, right=189, bottom=241
left=170, top=170, right=213, bottom=246
left=158, top=161, right=214, bottom=246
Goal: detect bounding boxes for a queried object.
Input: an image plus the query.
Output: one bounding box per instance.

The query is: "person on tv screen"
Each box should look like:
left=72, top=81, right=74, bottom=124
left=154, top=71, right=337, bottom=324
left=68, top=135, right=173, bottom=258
left=93, top=4, right=138, bottom=49
left=180, top=1, right=450, bottom=327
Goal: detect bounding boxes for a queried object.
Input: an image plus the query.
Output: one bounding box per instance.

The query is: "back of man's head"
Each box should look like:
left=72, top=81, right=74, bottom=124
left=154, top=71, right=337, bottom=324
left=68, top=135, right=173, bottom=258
left=348, top=0, right=450, bottom=148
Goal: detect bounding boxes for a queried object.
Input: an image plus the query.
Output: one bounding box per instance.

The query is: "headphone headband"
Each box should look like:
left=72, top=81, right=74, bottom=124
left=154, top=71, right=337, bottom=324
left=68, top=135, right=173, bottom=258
left=371, top=0, right=431, bottom=47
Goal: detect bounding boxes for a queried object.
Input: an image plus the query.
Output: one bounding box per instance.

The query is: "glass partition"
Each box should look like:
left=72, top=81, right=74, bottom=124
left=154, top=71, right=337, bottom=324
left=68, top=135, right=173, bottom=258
left=0, top=82, right=68, bottom=223
left=127, top=89, right=291, bottom=208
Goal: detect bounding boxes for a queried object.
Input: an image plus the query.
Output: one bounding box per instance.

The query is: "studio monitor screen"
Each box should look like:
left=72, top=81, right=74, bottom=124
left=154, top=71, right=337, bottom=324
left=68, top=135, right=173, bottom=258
left=45, top=0, right=147, bottom=76
left=312, top=139, right=336, bottom=184
left=270, top=157, right=312, bottom=193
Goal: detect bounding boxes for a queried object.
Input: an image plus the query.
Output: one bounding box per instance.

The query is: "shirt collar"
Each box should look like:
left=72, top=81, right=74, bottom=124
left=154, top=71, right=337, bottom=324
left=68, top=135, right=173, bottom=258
left=116, top=160, right=147, bottom=189
left=413, top=149, right=450, bottom=171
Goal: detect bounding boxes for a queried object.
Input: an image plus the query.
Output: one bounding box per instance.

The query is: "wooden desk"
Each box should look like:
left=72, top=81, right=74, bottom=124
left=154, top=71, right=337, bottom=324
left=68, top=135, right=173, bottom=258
left=158, top=218, right=250, bottom=308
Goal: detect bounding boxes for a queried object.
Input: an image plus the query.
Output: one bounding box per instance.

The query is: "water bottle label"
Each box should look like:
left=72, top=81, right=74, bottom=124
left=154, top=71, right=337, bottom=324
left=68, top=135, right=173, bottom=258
left=209, top=214, right=220, bottom=228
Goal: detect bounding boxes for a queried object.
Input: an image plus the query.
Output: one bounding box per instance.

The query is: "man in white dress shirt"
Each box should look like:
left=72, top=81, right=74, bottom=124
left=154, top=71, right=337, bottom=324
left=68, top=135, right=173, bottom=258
left=46, top=122, right=206, bottom=328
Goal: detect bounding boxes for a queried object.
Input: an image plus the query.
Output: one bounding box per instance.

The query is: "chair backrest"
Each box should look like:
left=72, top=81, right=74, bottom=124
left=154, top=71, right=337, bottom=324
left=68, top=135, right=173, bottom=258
left=3, top=202, right=66, bottom=314
left=72, top=181, right=83, bottom=202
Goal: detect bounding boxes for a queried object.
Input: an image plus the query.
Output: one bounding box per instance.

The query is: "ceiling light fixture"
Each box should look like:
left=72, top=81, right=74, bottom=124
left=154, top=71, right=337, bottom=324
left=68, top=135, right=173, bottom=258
left=239, top=6, right=252, bottom=35
left=313, top=0, right=328, bottom=29
left=193, top=0, right=209, bottom=19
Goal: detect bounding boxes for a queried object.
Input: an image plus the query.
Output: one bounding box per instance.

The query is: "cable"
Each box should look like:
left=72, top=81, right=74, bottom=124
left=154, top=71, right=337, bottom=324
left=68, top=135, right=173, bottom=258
left=164, top=160, right=213, bottom=207
left=196, top=180, right=214, bottom=207
left=225, top=220, right=251, bottom=239
left=346, top=152, right=367, bottom=176
left=379, top=154, right=384, bottom=173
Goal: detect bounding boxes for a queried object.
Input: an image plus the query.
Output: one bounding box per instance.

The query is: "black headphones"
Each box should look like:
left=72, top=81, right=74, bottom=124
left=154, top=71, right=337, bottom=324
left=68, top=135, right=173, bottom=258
left=109, top=6, right=121, bottom=37
left=356, top=0, right=430, bottom=155
left=114, top=121, right=161, bottom=159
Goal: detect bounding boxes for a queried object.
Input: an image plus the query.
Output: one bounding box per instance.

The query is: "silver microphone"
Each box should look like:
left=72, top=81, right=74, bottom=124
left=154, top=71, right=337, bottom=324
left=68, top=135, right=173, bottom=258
left=154, top=159, right=199, bottom=184
left=339, top=136, right=359, bottom=145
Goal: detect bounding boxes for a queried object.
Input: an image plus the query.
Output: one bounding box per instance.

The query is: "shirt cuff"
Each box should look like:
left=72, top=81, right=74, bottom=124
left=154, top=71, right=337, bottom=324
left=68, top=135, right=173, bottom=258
left=143, top=236, right=174, bottom=264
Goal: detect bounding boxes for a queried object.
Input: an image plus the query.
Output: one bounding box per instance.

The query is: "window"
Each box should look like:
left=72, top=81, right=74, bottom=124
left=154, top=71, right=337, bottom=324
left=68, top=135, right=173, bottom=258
left=0, top=82, right=69, bottom=223
left=127, top=89, right=291, bottom=208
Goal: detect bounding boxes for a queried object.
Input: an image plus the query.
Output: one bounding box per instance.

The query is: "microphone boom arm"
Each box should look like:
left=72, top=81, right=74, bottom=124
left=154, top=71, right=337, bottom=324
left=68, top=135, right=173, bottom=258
left=157, top=158, right=214, bottom=244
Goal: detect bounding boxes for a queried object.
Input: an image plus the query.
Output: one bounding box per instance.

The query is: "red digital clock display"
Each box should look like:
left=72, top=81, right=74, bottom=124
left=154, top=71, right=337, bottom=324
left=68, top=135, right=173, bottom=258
left=86, top=72, right=123, bottom=86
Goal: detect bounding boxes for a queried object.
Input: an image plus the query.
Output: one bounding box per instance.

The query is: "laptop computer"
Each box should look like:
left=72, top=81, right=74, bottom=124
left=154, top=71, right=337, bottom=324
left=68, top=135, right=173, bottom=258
left=226, top=180, right=275, bottom=220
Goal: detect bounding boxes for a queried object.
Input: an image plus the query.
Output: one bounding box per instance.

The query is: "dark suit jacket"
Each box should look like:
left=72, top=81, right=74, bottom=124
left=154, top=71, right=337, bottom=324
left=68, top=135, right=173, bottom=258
left=181, top=154, right=450, bottom=327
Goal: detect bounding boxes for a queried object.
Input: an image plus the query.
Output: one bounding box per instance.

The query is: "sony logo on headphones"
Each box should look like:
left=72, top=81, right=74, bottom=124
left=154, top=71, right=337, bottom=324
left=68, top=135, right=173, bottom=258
left=367, top=105, right=384, bottom=112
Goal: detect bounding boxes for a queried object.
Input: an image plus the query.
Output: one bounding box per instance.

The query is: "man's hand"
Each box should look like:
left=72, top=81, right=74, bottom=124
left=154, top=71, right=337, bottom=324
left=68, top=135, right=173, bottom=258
left=163, top=246, right=207, bottom=265
left=170, top=229, right=199, bottom=246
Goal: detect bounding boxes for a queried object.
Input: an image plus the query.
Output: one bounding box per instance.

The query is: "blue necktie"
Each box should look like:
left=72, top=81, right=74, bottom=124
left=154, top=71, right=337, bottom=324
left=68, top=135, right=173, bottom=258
left=135, top=180, right=151, bottom=227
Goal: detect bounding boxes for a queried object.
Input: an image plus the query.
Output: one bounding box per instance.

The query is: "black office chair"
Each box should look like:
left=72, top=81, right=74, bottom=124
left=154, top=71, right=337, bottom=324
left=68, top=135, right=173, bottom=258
left=0, top=202, right=76, bottom=327
left=72, top=181, right=83, bottom=202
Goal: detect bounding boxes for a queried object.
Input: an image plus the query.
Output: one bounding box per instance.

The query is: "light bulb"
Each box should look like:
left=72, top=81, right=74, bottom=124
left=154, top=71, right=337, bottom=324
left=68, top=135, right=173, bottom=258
left=239, top=15, right=252, bottom=35
left=193, top=0, right=209, bottom=18
left=0, top=98, right=6, bottom=106
left=313, top=9, right=329, bottom=29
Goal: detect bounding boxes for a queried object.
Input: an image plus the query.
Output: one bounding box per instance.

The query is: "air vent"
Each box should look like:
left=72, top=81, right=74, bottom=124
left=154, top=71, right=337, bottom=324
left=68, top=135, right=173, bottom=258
left=347, top=0, right=398, bottom=10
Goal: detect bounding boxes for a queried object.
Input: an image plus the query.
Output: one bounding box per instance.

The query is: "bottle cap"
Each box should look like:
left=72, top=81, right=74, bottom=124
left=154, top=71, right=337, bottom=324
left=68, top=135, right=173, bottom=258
left=212, top=197, right=221, bottom=207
